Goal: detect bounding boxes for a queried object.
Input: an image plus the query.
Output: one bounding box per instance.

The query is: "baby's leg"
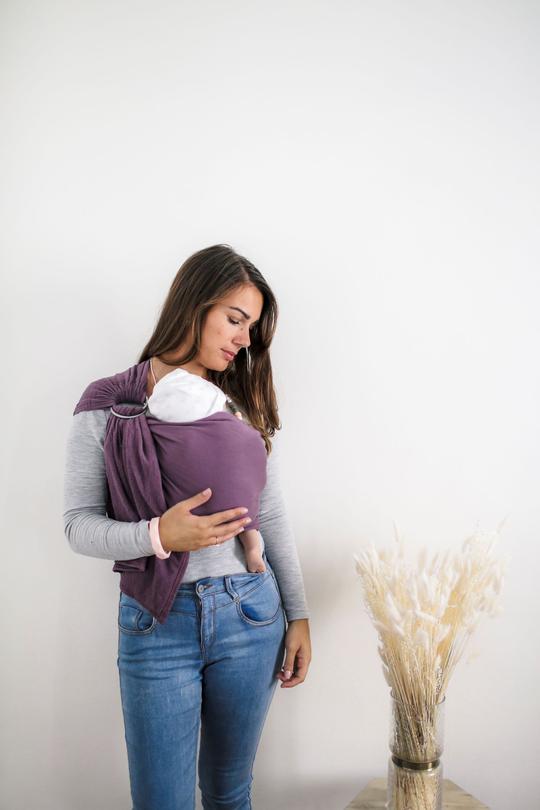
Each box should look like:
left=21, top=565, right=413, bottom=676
left=239, top=529, right=266, bottom=573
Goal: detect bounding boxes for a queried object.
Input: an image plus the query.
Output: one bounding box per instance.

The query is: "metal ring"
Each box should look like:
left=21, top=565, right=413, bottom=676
left=110, top=397, right=149, bottom=419
left=391, top=755, right=440, bottom=771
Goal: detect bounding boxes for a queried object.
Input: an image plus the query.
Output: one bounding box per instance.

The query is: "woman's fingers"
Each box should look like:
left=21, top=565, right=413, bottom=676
left=181, top=488, right=213, bottom=511
left=203, top=533, right=236, bottom=547
left=198, top=506, right=252, bottom=538
left=201, top=516, right=252, bottom=546
left=173, top=492, right=252, bottom=549
left=215, top=516, right=252, bottom=537
left=206, top=506, right=250, bottom=526
left=277, top=657, right=308, bottom=688
left=276, top=637, right=311, bottom=688
left=160, top=495, right=252, bottom=553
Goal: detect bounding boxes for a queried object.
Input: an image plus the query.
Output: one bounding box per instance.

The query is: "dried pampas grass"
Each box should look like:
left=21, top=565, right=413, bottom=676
left=354, top=520, right=508, bottom=810
left=353, top=519, right=507, bottom=710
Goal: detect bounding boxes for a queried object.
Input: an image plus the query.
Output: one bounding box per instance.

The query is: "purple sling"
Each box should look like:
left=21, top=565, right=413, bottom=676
left=73, top=358, right=267, bottom=623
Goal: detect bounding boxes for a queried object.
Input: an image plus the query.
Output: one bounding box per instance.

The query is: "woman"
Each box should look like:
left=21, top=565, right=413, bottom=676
left=63, top=243, right=312, bottom=810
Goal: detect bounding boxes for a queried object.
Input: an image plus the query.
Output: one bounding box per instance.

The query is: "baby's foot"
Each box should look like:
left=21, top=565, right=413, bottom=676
left=245, top=549, right=267, bottom=573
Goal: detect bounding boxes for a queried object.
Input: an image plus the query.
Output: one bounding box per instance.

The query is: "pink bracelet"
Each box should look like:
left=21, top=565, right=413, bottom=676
left=147, top=516, right=171, bottom=559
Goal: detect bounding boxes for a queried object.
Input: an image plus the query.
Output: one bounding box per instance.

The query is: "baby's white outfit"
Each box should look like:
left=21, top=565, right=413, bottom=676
left=147, top=367, right=228, bottom=422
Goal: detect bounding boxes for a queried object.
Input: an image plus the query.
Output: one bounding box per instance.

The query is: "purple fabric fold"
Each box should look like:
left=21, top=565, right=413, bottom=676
left=73, top=358, right=267, bottom=624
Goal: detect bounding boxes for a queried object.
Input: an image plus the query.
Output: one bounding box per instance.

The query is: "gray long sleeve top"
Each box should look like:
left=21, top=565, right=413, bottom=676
left=63, top=408, right=310, bottom=621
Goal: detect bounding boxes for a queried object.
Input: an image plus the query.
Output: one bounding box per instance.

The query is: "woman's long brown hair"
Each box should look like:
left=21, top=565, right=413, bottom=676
left=138, top=244, right=281, bottom=453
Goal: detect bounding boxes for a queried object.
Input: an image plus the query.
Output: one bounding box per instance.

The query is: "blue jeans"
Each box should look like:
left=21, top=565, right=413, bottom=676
left=117, top=556, right=287, bottom=810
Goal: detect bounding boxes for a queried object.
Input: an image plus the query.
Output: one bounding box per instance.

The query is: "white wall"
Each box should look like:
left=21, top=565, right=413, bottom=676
left=2, top=1, right=539, bottom=808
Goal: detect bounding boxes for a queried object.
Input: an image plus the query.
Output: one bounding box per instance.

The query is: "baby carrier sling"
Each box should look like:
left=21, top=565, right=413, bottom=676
left=73, top=358, right=267, bottom=623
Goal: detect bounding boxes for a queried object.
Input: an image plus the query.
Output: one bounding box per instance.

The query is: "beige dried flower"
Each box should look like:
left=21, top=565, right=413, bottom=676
left=353, top=523, right=508, bottom=709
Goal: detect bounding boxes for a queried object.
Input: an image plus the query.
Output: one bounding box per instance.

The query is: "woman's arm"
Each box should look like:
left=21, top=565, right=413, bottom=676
left=63, top=409, right=155, bottom=560
left=259, top=438, right=311, bottom=621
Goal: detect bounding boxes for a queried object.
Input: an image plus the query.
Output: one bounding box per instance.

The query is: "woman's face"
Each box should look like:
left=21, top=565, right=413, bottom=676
left=171, top=284, right=264, bottom=378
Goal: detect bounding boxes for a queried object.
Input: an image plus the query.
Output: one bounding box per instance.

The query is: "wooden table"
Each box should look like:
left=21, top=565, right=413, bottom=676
left=346, top=777, right=489, bottom=809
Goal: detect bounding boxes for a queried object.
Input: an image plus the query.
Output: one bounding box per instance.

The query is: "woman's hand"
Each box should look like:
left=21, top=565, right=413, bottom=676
left=158, top=488, right=253, bottom=553
left=276, top=618, right=311, bottom=688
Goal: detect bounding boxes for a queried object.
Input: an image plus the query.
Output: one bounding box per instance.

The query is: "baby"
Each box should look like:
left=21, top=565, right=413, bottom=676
left=147, top=361, right=267, bottom=574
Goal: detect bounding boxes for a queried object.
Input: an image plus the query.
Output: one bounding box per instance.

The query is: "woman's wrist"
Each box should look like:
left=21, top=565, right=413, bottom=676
left=148, top=516, right=171, bottom=559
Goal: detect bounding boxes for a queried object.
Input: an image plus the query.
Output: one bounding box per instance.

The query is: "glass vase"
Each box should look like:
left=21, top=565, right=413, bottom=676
left=386, top=692, right=445, bottom=810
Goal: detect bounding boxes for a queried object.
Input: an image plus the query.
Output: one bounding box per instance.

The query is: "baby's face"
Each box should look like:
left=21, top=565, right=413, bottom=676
left=199, top=284, right=263, bottom=374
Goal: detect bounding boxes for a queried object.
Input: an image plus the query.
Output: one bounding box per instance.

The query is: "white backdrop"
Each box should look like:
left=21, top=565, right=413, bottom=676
left=2, top=1, right=539, bottom=808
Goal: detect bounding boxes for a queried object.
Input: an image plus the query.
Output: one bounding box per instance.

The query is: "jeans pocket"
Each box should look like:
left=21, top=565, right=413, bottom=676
left=118, top=593, right=158, bottom=635
left=235, top=572, right=282, bottom=626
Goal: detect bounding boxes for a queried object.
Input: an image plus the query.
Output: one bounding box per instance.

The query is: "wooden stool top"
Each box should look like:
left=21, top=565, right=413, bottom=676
left=346, top=777, right=489, bottom=809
